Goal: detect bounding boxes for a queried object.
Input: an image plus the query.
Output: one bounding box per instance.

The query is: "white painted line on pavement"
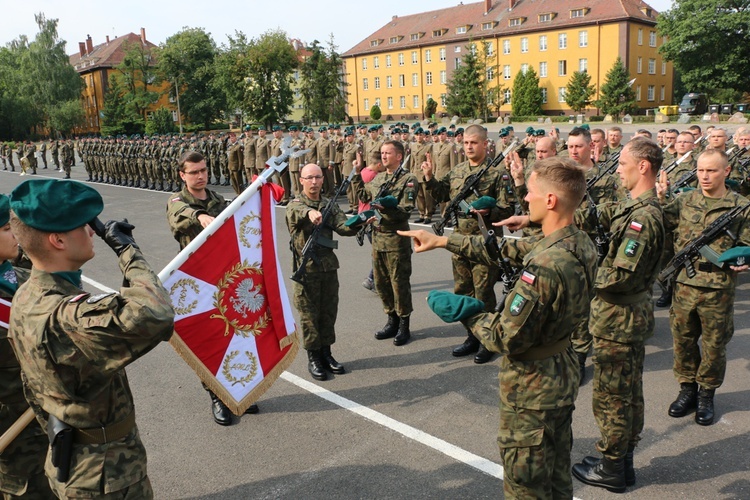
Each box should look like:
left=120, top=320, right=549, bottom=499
left=82, top=275, right=117, bottom=294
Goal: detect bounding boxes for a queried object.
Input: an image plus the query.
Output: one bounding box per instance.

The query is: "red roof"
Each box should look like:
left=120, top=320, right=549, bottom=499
left=69, top=33, right=158, bottom=73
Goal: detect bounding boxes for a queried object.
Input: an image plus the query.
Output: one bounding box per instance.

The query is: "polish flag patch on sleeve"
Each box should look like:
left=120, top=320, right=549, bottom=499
left=629, top=221, right=643, bottom=232
left=521, top=270, right=536, bottom=285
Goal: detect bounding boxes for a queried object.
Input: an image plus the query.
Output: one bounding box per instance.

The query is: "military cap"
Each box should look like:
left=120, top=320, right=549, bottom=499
left=0, top=194, right=9, bottom=227
left=368, top=125, right=378, bottom=133
left=344, top=130, right=353, bottom=137
left=456, top=128, right=464, bottom=134
left=412, top=122, right=420, bottom=130
left=327, top=124, right=335, bottom=129
left=10, top=179, right=103, bottom=232
left=427, top=290, right=485, bottom=323
left=415, top=128, right=425, bottom=135
left=319, top=126, right=327, bottom=132
left=373, top=195, right=398, bottom=208
left=438, top=127, right=447, bottom=134
left=272, top=126, right=281, bottom=131
left=507, top=126, right=514, bottom=131
left=499, top=129, right=509, bottom=138
left=449, top=124, right=456, bottom=129
left=535, top=129, right=546, bottom=137
left=469, top=196, right=497, bottom=212
left=289, top=125, right=298, bottom=131
left=447, top=131, right=455, bottom=137
left=526, top=126, right=535, bottom=134
left=579, top=124, right=590, bottom=131
left=719, top=246, right=750, bottom=266
left=344, top=209, right=376, bottom=228
left=244, top=125, right=251, bottom=131
left=393, top=128, right=401, bottom=134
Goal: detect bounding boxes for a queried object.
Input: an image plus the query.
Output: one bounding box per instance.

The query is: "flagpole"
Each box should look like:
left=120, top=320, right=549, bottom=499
left=0, top=408, right=35, bottom=454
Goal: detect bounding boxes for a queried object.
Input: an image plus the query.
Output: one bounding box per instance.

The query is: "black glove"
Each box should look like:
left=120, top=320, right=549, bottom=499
left=102, top=219, right=139, bottom=256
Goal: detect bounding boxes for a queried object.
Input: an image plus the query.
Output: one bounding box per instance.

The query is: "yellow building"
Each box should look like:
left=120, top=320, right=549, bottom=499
left=69, top=29, right=177, bottom=135
left=343, top=0, right=672, bottom=120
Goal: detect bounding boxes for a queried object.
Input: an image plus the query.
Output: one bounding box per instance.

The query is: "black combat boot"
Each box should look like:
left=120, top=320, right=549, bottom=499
left=656, top=286, right=672, bottom=307
left=375, top=312, right=399, bottom=340
left=452, top=333, right=480, bottom=357
left=577, top=351, right=587, bottom=385
left=573, top=456, right=626, bottom=493
left=320, top=345, right=345, bottom=374
left=307, top=349, right=328, bottom=381
left=393, top=316, right=410, bottom=346
left=581, top=448, right=636, bottom=486
left=695, top=387, right=715, bottom=425
left=474, top=345, right=494, bottom=364
left=668, top=382, right=698, bottom=417
left=157, top=182, right=165, bottom=191
left=209, top=391, right=232, bottom=426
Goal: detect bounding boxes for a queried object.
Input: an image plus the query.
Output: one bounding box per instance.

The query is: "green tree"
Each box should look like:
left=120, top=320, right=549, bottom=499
left=658, top=0, right=750, bottom=95
left=445, top=44, right=482, bottom=118
left=369, top=104, right=382, bottom=121
left=145, top=107, right=176, bottom=135
left=100, top=74, right=140, bottom=136
left=300, top=37, right=349, bottom=124
left=565, top=70, right=596, bottom=114
left=160, top=27, right=225, bottom=130
left=0, top=40, right=38, bottom=139
left=47, top=99, right=84, bottom=135
left=424, top=98, right=437, bottom=119
left=214, top=31, right=251, bottom=115
left=511, top=67, right=543, bottom=116
left=116, top=41, right=161, bottom=120
left=595, top=57, right=636, bottom=120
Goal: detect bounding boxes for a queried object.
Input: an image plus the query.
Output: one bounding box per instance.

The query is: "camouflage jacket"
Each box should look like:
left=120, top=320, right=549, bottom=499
left=286, top=193, right=357, bottom=273
left=166, top=187, right=229, bottom=250
left=359, top=169, right=418, bottom=252
left=581, top=163, right=627, bottom=211
left=8, top=247, right=174, bottom=497
left=663, top=188, right=750, bottom=289
left=576, top=188, right=665, bottom=343
left=449, top=224, right=597, bottom=410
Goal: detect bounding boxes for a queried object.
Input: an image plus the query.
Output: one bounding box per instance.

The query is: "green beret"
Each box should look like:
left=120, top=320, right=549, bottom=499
left=719, top=246, right=750, bottom=266
left=438, top=127, right=447, bottom=133
left=0, top=194, right=9, bottom=227
left=10, top=179, right=103, bottom=232
left=368, top=126, right=378, bottom=133
left=499, top=130, right=509, bottom=138
left=526, top=126, right=535, bottom=134
left=456, top=128, right=464, bottom=134
left=289, top=125, right=298, bottom=131
left=447, top=131, right=455, bottom=137
left=373, top=195, right=398, bottom=208
left=415, top=128, right=425, bottom=135
left=726, top=178, right=741, bottom=190
left=468, top=196, right=497, bottom=212
left=427, top=290, right=485, bottom=323
left=535, top=129, right=546, bottom=137
left=344, top=210, right=376, bottom=228
left=579, top=124, right=590, bottom=131
left=257, top=126, right=266, bottom=131
left=507, top=126, right=514, bottom=131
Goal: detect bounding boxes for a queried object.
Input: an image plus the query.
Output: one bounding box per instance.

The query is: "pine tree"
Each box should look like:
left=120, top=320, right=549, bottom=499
left=445, top=44, right=482, bottom=118
left=511, top=67, right=543, bottom=116
left=565, top=70, right=596, bottom=114
left=595, top=57, right=636, bottom=120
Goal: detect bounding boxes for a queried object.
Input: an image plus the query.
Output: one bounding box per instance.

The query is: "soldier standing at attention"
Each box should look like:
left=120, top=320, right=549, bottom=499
left=286, top=163, right=359, bottom=381
left=39, top=140, right=48, bottom=169
left=227, top=132, right=244, bottom=195
left=270, top=127, right=291, bottom=205
left=358, top=140, right=418, bottom=346
left=50, top=139, right=59, bottom=171
left=0, top=195, right=52, bottom=499
left=254, top=127, right=271, bottom=180
left=410, top=129, right=434, bottom=224
left=8, top=179, right=174, bottom=499
left=166, top=151, right=259, bottom=424
left=399, top=156, right=597, bottom=499
left=242, top=126, right=256, bottom=181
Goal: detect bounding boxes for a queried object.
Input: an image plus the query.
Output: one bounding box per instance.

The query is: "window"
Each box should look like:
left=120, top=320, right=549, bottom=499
left=413, top=95, right=419, bottom=107
left=559, top=33, right=567, bottom=49
left=412, top=73, right=418, bottom=86
left=375, top=98, right=381, bottom=107
left=504, top=89, right=511, bottom=103
left=386, top=76, right=392, bottom=88
left=521, top=63, right=529, bottom=74
left=660, top=85, right=665, bottom=101
left=400, top=96, right=406, bottom=109
left=539, top=61, right=548, bottom=77
left=637, top=28, right=643, bottom=45
left=363, top=78, right=369, bottom=90
left=482, top=22, right=494, bottom=30
left=636, top=85, right=642, bottom=100
left=579, top=30, right=588, bottom=47
left=411, top=51, right=418, bottom=64
left=370, top=40, right=379, bottom=47
left=432, top=29, right=444, bottom=37
left=373, top=56, right=380, bottom=68
left=649, top=31, right=657, bottom=47
left=486, top=43, right=494, bottom=56
left=440, top=70, right=447, bottom=84
left=539, top=13, right=552, bottom=22
left=521, top=37, right=528, bottom=53
left=440, top=93, right=447, bottom=107
left=426, top=71, right=433, bottom=85
left=509, top=18, right=523, bottom=27
left=426, top=94, right=433, bottom=102
left=558, top=87, right=567, bottom=102
left=399, top=74, right=405, bottom=87
left=387, top=97, right=393, bottom=109
left=389, top=36, right=399, bottom=44
left=662, top=61, right=667, bottom=75
left=579, top=58, right=587, bottom=72
left=541, top=88, right=548, bottom=103
left=425, top=49, right=432, bottom=63
left=487, top=67, right=495, bottom=80
left=503, top=39, right=510, bottom=54
left=362, top=58, right=367, bottom=70
left=637, top=57, right=642, bottom=74
left=440, top=48, right=446, bottom=61
left=455, top=58, right=461, bottom=70
left=364, top=98, right=370, bottom=110
left=503, top=65, right=511, bottom=79
left=455, top=46, right=462, bottom=53
left=571, top=8, right=585, bottom=18
left=539, top=35, right=548, bottom=51
left=558, top=60, right=567, bottom=76
left=386, top=55, right=392, bottom=68
left=374, top=77, right=380, bottom=89
left=456, top=26, right=467, bottom=34
left=410, top=33, right=420, bottom=41
left=398, top=53, right=404, bottom=66
left=647, top=85, right=655, bottom=101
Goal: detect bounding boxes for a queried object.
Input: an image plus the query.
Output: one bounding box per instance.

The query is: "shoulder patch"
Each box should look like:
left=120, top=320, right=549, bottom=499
left=624, top=239, right=640, bottom=258
left=520, top=271, right=536, bottom=285
left=629, top=221, right=643, bottom=232
left=407, top=182, right=414, bottom=188
left=69, top=293, right=89, bottom=303
left=170, top=197, right=182, bottom=203
left=509, top=293, right=528, bottom=316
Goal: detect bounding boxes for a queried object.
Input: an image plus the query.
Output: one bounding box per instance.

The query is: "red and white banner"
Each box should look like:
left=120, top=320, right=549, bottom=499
left=159, top=181, right=298, bottom=415
left=0, top=298, right=10, bottom=329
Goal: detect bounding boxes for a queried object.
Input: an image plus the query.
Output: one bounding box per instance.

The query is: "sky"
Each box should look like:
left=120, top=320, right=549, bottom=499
left=1, top=0, right=673, bottom=55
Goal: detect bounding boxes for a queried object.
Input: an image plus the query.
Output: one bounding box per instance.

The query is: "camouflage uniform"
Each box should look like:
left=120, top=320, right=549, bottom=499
left=286, top=193, right=357, bottom=351
left=662, top=189, right=750, bottom=390
left=9, top=246, right=174, bottom=499
left=409, top=139, right=434, bottom=221
left=359, top=170, right=418, bottom=317
left=575, top=188, right=665, bottom=460
left=0, top=264, right=51, bottom=499
left=166, top=187, right=228, bottom=250
left=448, top=225, right=597, bottom=499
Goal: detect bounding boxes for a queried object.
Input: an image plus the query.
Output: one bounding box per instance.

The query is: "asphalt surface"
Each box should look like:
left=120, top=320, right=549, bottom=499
left=3, top=127, right=749, bottom=499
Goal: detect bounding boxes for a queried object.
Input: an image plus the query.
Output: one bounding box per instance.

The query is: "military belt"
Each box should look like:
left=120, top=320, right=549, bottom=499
left=510, top=338, right=570, bottom=361
left=73, top=412, right=135, bottom=445
left=596, top=290, right=649, bottom=305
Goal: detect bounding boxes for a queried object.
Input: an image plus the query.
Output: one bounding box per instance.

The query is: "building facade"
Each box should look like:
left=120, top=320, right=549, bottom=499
left=343, top=0, right=673, bottom=121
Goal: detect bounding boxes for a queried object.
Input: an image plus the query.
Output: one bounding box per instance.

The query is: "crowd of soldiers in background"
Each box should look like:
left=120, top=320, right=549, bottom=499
left=1, top=139, right=75, bottom=178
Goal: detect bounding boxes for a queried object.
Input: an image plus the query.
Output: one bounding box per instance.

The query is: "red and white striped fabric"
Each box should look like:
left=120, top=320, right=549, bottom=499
left=0, top=298, right=10, bottom=329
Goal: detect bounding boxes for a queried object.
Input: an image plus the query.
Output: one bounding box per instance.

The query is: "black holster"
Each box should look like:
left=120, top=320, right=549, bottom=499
left=47, top=415, right=74, bottom=483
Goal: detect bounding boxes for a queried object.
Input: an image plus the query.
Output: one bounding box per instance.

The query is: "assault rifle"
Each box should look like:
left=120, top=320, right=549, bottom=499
left=586, top=151, right=621, bottom=190
left=728, top=146, right=747, bottom=164
left=290, top=168, right=357, bottom=284
left=475, top=213, right=520, bottom=313
left=657, top=203, right=749, bottom=288
left=660, top=150, right=693, bottom=176
left=432, top=139, right=518, bottom=236
left=669, top=168, right=697, bottom=197
left=585, top=190, right=610, bottom=264
left=355, top=154, right=411, bottom=246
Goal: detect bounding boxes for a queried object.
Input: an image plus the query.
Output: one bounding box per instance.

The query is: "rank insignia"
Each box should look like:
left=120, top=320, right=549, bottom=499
left=520, top=270, right=536, bottom=285
left=87, top=292, right=116, bottom=304
left=629, top=221, right=643, bottom=232
left=624, top=239, right=640, bottom=257
left=510, top=293, right=527, bottom=316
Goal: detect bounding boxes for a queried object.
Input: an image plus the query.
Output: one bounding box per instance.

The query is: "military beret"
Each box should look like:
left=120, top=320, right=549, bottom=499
left=456, top=128, right=464, bottom=134
left=0, top=194, right=9, bottom=227
left=10, top=179, right=103, bottom=232
left=415, top=128, right=425, bottom=135
left=344, top=209, right=376, bottom=228
left=718, top=246, right=750, bottom=266
left=319, top=126, right=327, bottom=132
left=526, top=126, right=535, bottom=134
left=468, top=196, right=497, bottom=212
left=499, top=130, right=509, bottom=138
left=327, top=124, right=335, bottom=129
left=373, top=195, right=398, bottom=208
left=392, top=128, right=401, bottom=134
left=289, top=125, right=298, bottom=131
left=579, top=124, right=590, bottom=131
left=344, top=130, right=353, bottom=137
left=438, top=127, right=447, bottom=133
left=507, top=126, right=514, bottom=131
left=427, top=290, right=485, bottom=323
left=272, top=126, right=281, bottom=131
left=368, top=126, right=378, bottom=133
left=447, top=131, right=455, bottom=137
left=244, top=125, right=251, bottom=131
left=412, top=122, right=420, bottom=129
left=535, top=129, right=546, bottom=137
left=258, top=126, right=266, bottom=131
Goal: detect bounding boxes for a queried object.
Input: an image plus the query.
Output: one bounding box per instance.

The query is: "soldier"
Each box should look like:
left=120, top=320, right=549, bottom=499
left=8, top=179, right=174, bottom=499
left=286, top=163, right=359, bottom=381
left=657, top=149, right=750, bottom=427
left=315, top=126, right=334, bottom=195
left=227, top=132, right=244, bottom=195
left=166, top=151, right=259, bottom=424
left=254, top=127, right=271, bottom=181
left=39, top=140, right=48, bottom=169
left=358, top=140, right=418, bottom=346
left=270, top=127, right=291, bottom=204
left=410, top=129, right=434, bottom=224
left=1, top=143, right=13, bottom=171
left=50, top=139, right=59, bottom=171
left=399, top=156, right=597, bottom=499
left=23, top=141, right=37, bottom=175
left=242, top=127, right=256, bottom=181
left=663, top=128, right=679, bottom=162
left=422, top=124, right=515, bottom=363
left=60, top=140, right=73, bottom=179
left=0, top=194, right=52, bottom=499
left=287, top=126, right=304, bottom=197
left=341, top=129, right=362, bottom=214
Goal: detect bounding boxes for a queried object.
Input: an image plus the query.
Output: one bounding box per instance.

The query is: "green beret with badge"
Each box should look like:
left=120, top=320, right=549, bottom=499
left=535, top=129, right=546, bottom=137
left=468, top=196, right=496, bottom=212
left=499, top=129, right=509, bottom=138
left=9, top=179, right=103, bottom=232
left=427, top=290, right=485, bottom=323
left=526, top=126, right=535, bottom=134
left=0, top=194, right=9, bottom=226
left=373, top=196, right=398, bottom=208
left=718, top=246, right=750, bottom=266
left=344, top=209, right=376, bottom=228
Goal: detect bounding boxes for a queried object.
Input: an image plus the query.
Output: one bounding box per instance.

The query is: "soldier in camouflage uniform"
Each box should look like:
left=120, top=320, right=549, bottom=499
left=422, top=124, right=515, bottom=363
left=0, top=195, right=52, bottom=499
left=657, top=149, right=750, bottom=427
left=409, top=129, right=434, bottom=224
left=358, top=140, right=418, bottom=346
left=400, top=156, right=597, bottom=499
left=8, top=179, right=174, bottom=499
left=286, top=163, right=358, bottom=381
left=341, top=129, right=362, bottom=214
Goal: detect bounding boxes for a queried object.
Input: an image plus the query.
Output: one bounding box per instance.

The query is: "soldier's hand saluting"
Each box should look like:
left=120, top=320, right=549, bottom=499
left=656, top=170, right=669, bottom=202
left=420, top=152, right=434, bottom=181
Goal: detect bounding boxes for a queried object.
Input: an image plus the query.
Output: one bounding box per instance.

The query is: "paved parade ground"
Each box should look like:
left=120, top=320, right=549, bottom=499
left=3, top=124, right=749, bottom=499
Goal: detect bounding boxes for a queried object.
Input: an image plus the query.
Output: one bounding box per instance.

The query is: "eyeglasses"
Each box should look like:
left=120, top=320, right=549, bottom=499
left=301, top=175, right=324, bottom=181
left=182, top=168, right=207, bottom=176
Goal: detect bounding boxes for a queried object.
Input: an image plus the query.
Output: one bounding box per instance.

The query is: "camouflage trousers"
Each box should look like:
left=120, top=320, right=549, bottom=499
left=50, top=475, right=152, bottom=500
left=292, top=271, right=339, bottom=351
left=452, top=253, right=498, bottom=313
left=670, top=283, right=734, bottom=389
left=415, top=181, right=435, bottom=219
left=373, top=249, right=413, bottom=317
left=498, top=403, right=574, bottom=499
left=592, top=337, right=645, bottom=460
left=570, top=318, right=592, bottom=356
left=0, top=403, right=51, bottom=499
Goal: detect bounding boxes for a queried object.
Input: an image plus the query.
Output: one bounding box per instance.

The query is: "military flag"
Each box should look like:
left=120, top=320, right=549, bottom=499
left=0, top=297, right=10, bottom=329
